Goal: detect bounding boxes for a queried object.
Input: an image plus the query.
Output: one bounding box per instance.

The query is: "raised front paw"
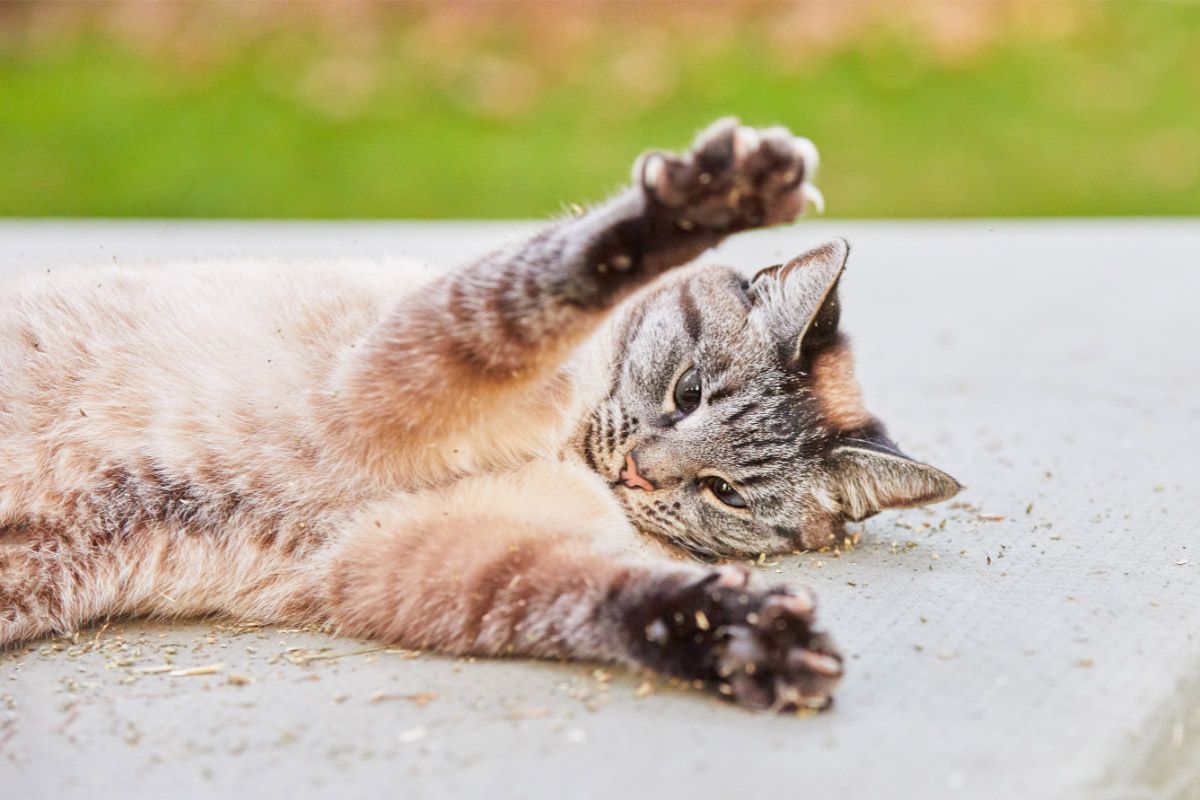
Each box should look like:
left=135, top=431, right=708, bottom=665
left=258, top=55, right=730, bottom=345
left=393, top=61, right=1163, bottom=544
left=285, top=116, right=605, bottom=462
left=638, top=118, right=823, bottom=232
left=624, top=566, right=843, bottom=712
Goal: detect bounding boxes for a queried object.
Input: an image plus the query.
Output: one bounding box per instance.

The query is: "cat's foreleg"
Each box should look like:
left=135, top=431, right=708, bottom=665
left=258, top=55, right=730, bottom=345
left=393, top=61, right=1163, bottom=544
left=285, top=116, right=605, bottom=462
left=435, top=118, right=822, bottom=372
left=321, top=509, right=842, bottom=711
left=332, top=120, right=820, bottom=460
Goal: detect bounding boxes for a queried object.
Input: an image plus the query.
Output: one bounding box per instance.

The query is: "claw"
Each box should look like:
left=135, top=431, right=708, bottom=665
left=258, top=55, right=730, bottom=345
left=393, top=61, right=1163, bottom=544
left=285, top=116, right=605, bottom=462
left=792, top=136, right=820, bottom=176
left=640, top=153, right=666, bottom=191
left=791, top=135, right=824, bottom=215
left=699, top=116, right=741, bottom=143
left=713, top=564, right=750, bottom=589
left=763, top=590, right=814, bottom=618
left=800, top=693, right=835, bottom=711
left=787, top=649, right=844, bottom=678
left=801, top=181, right=825, bottom=215
left=732, top=126, right=761, bottom=161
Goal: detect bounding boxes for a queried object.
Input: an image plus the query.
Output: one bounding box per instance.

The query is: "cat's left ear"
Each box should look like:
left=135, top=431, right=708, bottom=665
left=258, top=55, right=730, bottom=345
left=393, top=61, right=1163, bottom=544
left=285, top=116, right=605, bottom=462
left=829, top=442, right=961, bottom=522
left=747, top=237, right=849, bottom=363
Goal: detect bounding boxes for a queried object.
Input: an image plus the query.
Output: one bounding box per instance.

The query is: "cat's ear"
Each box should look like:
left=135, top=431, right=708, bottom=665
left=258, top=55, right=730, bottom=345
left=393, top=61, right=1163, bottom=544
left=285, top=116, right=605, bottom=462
left=748, top=237, right=849, bottom=363
left=829, top=442, right=960, bottom=522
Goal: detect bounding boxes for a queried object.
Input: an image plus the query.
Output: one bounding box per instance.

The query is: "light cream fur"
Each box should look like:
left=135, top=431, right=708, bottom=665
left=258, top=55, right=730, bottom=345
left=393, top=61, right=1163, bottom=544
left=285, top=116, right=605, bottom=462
left=0, top=256, right=673, bottom=644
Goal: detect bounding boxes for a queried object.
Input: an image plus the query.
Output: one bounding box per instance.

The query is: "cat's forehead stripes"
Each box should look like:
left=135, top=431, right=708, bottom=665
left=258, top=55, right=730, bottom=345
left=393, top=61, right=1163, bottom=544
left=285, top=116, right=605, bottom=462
left=677, top=282, right=702, bottom=343
left=704, top=389, right=826, bottom=480
left=675, top=265, right=753, bottom=339
left=722, top=400, right=759, bottom=423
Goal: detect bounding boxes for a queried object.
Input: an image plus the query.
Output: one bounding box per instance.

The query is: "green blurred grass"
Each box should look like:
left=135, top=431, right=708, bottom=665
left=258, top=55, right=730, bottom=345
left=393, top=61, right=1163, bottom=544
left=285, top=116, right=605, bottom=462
left=0, top=2, right=1197, bottom=219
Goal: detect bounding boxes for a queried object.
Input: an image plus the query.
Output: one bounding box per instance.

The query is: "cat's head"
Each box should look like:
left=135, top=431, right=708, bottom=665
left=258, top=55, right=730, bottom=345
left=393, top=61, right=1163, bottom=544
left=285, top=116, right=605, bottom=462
left=581, top=237, right=960, bottom=556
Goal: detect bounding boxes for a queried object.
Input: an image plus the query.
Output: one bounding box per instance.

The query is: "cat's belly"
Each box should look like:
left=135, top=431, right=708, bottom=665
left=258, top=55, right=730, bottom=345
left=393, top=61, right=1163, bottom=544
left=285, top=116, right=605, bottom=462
left=0, top=257, right=431, bottom=524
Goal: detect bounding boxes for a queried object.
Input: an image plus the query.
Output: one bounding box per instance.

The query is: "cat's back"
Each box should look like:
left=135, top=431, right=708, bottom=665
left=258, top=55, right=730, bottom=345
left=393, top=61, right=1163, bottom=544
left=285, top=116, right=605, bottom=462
left=3, top=254, right=437, bottom=354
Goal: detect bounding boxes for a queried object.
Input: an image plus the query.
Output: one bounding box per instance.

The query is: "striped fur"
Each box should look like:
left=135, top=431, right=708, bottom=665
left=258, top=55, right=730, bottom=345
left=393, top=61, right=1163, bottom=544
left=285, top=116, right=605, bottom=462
left=0, top=120, right=955, bottom=710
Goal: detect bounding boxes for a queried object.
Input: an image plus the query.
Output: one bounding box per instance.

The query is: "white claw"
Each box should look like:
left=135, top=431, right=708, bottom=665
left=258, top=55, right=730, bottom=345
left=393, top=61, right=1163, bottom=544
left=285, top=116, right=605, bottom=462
left=801, top=181, right=825, bottom=215
left=639, top=153, right=666, bottom=190
left=764, top=591, right=813, bottom=617
left=799, top=693, right=833, bottom=710
left=792, top=136, right=820, bottom=176
left=780, top=586, right=816, bottom=614
left=714, top=565, right=750, bottom=589
left=787, top=649, right=843, bottom=678
left=732, top=126, right=761, bottom=161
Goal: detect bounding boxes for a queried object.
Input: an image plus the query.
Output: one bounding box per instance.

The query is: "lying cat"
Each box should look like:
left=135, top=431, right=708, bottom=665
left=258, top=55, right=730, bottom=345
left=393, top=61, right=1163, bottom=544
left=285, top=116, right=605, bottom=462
left=0, top=119, right=958, bottom=711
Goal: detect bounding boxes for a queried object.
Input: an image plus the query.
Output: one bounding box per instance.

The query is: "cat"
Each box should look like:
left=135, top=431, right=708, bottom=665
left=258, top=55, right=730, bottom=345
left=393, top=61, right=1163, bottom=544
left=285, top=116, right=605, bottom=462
left=0, top=119, right=959, bottom=711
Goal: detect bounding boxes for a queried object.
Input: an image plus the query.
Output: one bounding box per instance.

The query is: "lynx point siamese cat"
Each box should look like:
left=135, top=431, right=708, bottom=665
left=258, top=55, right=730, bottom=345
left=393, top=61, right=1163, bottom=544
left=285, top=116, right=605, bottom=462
left=0, top=120, right=959, bottom=711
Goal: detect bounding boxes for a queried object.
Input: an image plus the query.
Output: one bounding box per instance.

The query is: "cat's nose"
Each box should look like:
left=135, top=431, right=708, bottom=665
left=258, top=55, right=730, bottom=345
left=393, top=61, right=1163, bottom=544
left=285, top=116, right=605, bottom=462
left=620, top=451, right=657, bottom=492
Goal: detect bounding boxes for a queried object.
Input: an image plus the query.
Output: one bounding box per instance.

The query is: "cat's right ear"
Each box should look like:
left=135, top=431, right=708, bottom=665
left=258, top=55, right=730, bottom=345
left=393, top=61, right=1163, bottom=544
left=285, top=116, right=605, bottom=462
left=747, top=237, right=850, bottom=364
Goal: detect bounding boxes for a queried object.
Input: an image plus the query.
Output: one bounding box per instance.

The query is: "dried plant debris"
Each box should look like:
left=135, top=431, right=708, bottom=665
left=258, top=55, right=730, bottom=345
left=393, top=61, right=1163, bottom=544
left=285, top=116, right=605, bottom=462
left=130, top=665, right=174, bottom=675
left=169, top=663, right=224, bottom=677
left=503, top=708, right=551, bottom=720
left=368, top=691, right=438, bottom=706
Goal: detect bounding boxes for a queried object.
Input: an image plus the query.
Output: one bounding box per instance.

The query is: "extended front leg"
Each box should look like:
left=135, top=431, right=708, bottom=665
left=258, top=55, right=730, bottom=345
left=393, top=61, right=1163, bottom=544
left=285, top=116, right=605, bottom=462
left=322, top=509, right=842, bottom=711
left=332, top=120, right=820, bottom=468
left=445, top=118, right=822, bottom=366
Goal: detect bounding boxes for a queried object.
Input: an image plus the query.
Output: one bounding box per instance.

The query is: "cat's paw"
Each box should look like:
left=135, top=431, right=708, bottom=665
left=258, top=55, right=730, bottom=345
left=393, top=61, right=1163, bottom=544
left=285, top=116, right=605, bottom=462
left=637, top=118, right=823, bottom=232
left=626, top=566, right=843, bottom=712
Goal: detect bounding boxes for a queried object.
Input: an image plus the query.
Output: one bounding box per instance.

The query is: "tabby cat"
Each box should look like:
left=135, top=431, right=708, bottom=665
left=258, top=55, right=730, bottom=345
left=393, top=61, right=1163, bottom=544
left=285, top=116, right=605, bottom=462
left=0, top=120, right=959, bottom=710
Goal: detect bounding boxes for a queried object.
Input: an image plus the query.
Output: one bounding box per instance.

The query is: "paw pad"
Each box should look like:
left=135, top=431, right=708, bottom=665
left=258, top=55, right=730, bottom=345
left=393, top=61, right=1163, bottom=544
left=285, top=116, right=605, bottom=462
left=627, top=570, right=841, bottom=712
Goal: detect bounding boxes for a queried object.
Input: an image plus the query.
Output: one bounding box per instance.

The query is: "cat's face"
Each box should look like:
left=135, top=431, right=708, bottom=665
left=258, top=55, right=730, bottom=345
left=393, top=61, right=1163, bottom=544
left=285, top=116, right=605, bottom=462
left=581, top=238, right=960, bottom=556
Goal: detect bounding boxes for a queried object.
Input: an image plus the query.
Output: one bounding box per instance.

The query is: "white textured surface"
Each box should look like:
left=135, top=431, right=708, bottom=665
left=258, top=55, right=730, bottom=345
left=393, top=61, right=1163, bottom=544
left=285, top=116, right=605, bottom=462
left=1, top=219, right=1197, bottom=800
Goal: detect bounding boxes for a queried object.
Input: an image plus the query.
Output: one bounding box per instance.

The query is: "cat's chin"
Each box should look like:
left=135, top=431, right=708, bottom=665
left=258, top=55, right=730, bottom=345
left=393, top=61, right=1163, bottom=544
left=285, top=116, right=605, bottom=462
left=650, top=531, right=723, bottom=562
left=795, top=516, right=845, bottom=552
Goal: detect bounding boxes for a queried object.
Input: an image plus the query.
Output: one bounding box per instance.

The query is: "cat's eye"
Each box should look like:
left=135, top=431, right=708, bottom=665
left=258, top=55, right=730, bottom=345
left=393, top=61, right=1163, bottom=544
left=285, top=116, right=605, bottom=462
left=673, top=366, right=702, bottom=415
left=702, top=476, right=747, bottom=509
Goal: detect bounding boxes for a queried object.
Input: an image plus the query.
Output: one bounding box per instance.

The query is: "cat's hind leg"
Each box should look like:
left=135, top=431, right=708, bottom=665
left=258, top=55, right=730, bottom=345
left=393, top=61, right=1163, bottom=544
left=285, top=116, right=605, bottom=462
left=0, top=518, right=300, bottom=646
left=0, top=522, right=118, bottom=646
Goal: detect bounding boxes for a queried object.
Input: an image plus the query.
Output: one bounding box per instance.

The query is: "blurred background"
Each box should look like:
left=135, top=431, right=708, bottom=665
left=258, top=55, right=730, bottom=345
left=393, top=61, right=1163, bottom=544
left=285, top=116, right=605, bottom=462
left=0, top=0, right=1196, bottom=220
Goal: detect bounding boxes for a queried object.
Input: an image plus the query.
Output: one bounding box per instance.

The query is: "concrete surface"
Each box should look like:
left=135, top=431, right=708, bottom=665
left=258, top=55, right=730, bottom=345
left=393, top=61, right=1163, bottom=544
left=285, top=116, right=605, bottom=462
left=1, top=219, right=1197, bottom=800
